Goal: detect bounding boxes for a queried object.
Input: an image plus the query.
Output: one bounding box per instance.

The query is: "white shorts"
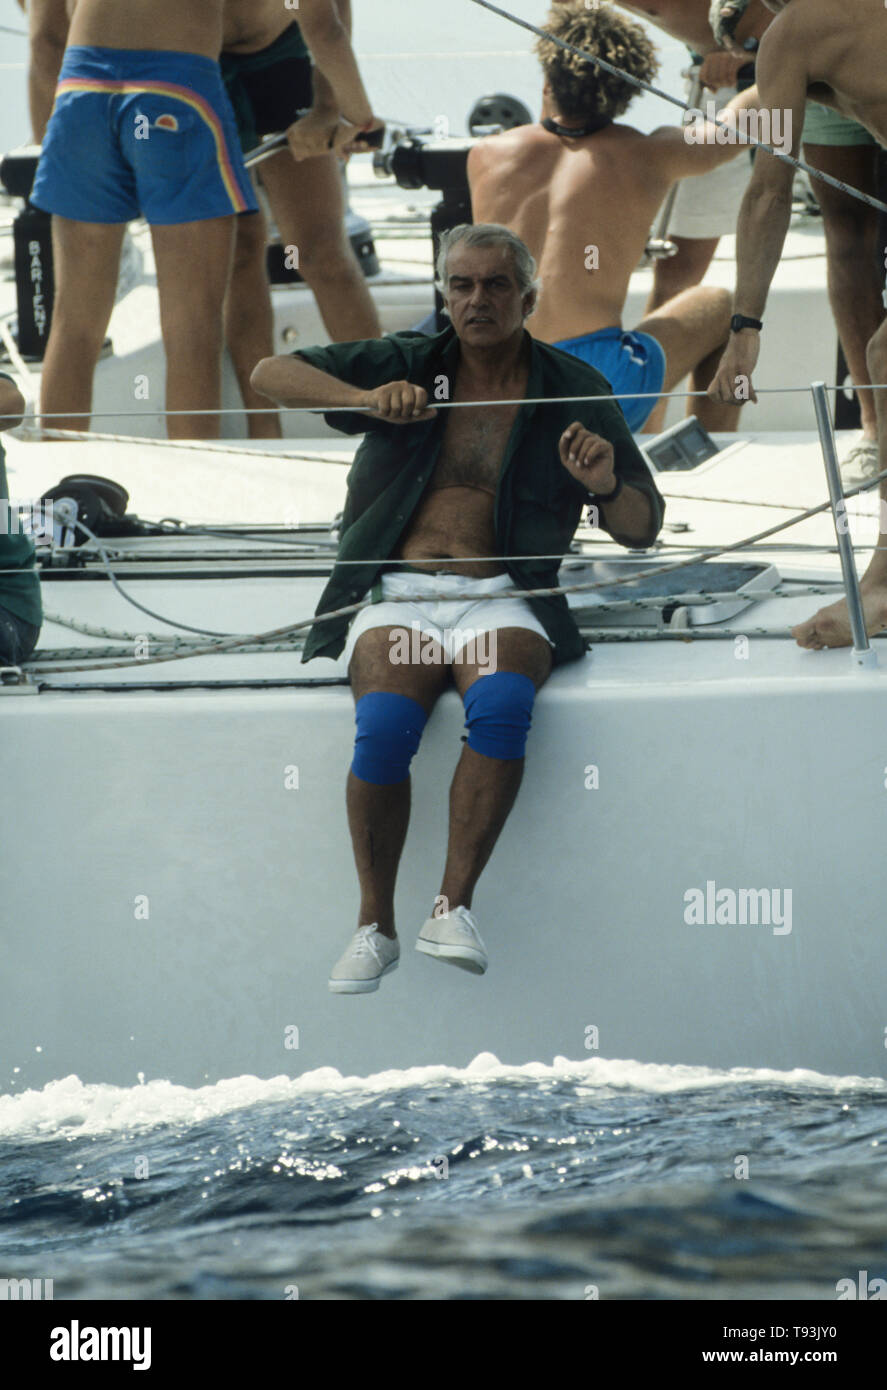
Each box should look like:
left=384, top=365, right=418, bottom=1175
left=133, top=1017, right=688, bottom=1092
left=666, top=85, right=753, bottom=240
left=342, top=569, right=553, bottom=667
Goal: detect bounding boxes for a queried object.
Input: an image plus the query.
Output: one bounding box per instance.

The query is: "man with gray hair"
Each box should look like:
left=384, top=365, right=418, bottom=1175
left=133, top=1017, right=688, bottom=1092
left=252, top=223, right=664, bottom=993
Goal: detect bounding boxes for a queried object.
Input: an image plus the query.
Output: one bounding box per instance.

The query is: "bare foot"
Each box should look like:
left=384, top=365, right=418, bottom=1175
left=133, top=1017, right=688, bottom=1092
left=791, top=583, right=887, bottom=649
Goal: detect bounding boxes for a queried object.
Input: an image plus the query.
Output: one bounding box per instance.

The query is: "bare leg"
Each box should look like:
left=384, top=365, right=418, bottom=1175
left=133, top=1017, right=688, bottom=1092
left=347, top=627, right=449, bottom=937
left=792, top=316, right=887, bottom=649
left=223, top=209, right=282, bottom=439
left=39, top=217, right=127, bottom=432
left=646, top=236, right=719, bottom=313
left=150, top=216, right=235, bottom=439
left=804, top=144, right=883, bottom=441
left=435, top=629, right=553, bottom=914
left=259, top=149, right=381, bottom=341
left=643, top=237, right=720, bottom=434
left=635, top=284, right=738, bottom=433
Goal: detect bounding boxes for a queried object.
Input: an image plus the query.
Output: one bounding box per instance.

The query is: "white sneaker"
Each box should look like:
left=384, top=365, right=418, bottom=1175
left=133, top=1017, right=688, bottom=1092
left=329, top=924, right=399, bottom=994
left=416, top=906, right=488, bottom=975
left=841, top=439, right=880, bottom=485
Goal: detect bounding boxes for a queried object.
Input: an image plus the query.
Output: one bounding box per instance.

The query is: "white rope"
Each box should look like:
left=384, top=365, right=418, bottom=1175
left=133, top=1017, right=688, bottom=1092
left=12, top=381, right=887, bottom=447
left=26, top=581, right=851, bottom=673
left=20, top=380, right=887, bottom=420
left=28, top=586, right=851, bottom=669
left=34, top=581, right=844, bottom=654
left=39, top=610, right=217, bottom=647
left=16, top=424, right=353, bottom=464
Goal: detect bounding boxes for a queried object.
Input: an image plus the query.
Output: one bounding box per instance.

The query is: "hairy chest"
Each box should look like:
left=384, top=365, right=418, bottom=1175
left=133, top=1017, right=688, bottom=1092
left=431, top=404, right=520, bottom=492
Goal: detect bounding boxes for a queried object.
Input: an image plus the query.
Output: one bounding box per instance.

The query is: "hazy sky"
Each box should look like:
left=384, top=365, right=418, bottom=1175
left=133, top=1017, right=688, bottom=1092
left=0, top=0, right=687, bottom=152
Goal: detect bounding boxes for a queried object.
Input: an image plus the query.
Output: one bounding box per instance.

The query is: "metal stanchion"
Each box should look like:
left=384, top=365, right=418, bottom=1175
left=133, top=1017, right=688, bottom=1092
left=810, top=380, right=878, bottom=668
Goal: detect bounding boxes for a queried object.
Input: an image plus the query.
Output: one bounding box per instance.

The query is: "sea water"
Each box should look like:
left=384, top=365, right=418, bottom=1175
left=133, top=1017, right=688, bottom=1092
left=1, top=1055, right=885, bottom=1299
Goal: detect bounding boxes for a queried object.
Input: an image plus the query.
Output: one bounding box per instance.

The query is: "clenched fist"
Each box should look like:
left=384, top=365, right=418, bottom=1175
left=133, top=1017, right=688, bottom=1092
left=361, top=380, right=438, bottom=424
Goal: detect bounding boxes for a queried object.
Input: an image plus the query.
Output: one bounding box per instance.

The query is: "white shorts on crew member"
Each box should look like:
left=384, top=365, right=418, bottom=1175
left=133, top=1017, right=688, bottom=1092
left=342, top=569, right=553, bottom=668
left=665, top=84, right=753, bottom=241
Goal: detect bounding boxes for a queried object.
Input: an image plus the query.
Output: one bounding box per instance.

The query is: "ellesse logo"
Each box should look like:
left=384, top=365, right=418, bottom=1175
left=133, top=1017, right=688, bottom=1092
left=155, top=114, right=179, bottom=131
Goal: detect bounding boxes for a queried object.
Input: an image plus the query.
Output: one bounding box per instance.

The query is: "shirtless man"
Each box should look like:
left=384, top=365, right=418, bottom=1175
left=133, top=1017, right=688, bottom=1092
left=707, top=0, right=884, bottom=477
left=30, top=0, right=256, bottom=438
left=468, top=2, right=760, bottom=432
left=707, top=0, right=887, bottom=649
left=221, top=0, right=382, bottom=438
left=250, top=223, right=664, bottom=992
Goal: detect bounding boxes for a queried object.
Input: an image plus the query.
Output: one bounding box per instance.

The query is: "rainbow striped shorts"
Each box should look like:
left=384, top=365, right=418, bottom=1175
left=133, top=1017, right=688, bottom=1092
left=32, top=46, right=257, bottom=225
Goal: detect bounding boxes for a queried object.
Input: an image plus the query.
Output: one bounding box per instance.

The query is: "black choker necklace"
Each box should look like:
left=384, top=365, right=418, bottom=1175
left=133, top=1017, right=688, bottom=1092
left=542, top=114, right=612, bottom=138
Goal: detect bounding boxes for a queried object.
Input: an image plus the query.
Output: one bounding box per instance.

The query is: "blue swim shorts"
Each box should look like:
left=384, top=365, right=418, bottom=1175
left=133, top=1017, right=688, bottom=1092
left=31, top=46, right=258, bottom=225
left=552, top=327, right=666, bottom=431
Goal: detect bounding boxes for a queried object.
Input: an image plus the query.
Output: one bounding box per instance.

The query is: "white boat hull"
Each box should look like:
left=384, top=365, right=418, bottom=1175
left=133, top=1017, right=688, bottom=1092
left=2, top=637, right=885, bottom=1088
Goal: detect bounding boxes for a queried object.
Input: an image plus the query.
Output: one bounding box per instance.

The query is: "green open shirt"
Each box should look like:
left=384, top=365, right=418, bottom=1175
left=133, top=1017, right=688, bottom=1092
left=295, top=328, right=665, bottom=666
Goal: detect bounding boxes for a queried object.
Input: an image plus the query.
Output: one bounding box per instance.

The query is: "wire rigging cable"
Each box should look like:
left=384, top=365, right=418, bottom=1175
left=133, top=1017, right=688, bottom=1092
left=12, top=381, right=887, bottom=443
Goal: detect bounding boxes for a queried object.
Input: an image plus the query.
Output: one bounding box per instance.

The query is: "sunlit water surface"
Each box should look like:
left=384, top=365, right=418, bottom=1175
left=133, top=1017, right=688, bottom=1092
left=1, top=1054, right=885, bottom=1299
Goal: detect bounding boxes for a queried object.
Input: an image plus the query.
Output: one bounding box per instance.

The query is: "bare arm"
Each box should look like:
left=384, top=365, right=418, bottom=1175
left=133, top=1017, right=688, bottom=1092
left=309, top=0, right=349, bottom=112
left=0, top=379, right=26, bottom=432
left=298, top=0, right=372, bottom=128
left=649, top=83, right=761, bottom=179
left=729, top=154, right=793, bottom=322
left=250, top=356, right=436, bottom=423
left=707, top=12, right=807, bottom=403
left=725, top=29, right=804, bottom=319
left=558, top=423, right=658, bottom=549
left=252, top=355, right=369, bottom=411
left=28, top=0, right=70, bottom=142
left=597, top=484, right=656, bottom=548
left=286, top=0, right=384, bottom=159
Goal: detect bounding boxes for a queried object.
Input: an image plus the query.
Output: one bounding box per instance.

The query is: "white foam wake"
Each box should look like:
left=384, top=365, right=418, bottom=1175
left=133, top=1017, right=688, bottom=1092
left=0, top=1053, right=883, bottom=1140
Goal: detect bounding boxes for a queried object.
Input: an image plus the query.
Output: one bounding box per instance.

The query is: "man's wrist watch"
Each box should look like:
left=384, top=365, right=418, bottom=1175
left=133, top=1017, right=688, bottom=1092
left=587, top=475, right=623, bottom=505
left=730, top=314, right=763, bottom=333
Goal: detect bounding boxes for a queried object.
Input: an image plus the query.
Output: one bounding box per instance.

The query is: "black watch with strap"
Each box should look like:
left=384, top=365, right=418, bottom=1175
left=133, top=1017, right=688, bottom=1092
left=587, top=474, right=623, bottom=505
left=730, top=313, right=763, bottom=333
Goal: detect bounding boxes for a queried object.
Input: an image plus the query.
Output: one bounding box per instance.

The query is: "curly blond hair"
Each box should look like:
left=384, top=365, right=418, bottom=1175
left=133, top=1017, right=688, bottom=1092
left=536, top=2, right=659, bottom=122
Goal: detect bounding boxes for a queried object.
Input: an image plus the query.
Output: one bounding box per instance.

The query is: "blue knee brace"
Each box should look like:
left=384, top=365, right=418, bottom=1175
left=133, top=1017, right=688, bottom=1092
left=352, top=691, right=428, bottom=785
left=462, top=671, right=536, bottom=760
